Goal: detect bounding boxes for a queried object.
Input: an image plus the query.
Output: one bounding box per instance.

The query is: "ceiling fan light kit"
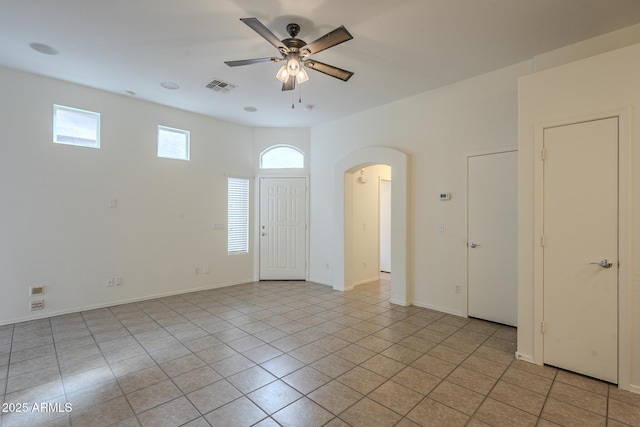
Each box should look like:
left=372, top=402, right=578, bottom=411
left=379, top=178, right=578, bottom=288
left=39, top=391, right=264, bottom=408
left=225, top=17, right=354, bottom=93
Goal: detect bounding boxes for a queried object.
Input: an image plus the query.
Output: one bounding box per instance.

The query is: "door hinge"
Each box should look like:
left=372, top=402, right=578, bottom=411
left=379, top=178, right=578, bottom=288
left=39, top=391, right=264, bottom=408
left=540, top=235, right=545, bottom=247
left=541, top=149, right=546, bottom=160
left=540, top=321, right=546, bottom=334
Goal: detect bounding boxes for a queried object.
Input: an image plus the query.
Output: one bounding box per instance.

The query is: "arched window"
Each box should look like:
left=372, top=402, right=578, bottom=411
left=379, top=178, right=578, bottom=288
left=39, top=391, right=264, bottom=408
left=260, top=145, right=304, bottom=169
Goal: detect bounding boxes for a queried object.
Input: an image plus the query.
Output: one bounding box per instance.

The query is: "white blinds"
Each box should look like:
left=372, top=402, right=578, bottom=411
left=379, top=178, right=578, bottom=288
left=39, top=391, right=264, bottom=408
left=227, top=177, right=249, bottom=253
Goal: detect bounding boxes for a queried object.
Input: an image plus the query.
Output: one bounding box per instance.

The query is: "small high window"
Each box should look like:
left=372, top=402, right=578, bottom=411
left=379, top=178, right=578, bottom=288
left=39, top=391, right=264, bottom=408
left=260, top=145, right=304, bottom=169
left=53, top=105, right=100, bottom=149
left=158, top=125, right=190, bottom=161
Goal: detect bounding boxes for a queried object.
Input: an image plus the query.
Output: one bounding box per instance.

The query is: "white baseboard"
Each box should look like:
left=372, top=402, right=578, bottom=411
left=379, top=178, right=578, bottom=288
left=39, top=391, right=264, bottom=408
left=412, top=300, right=465, bottom=317
left=389, top=298, right=410, bottom=307
left=628, top=384, right=640, bottom=395
left=515, top=352, right=537, bottom=364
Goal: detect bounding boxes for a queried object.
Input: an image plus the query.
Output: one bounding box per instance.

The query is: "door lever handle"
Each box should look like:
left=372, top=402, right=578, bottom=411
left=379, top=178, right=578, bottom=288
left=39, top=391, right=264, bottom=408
left=589, top=259, right=612, bottom=268
left=261, top=232, right=268, bottom=237
left=468, top=242, right=478, bottom=248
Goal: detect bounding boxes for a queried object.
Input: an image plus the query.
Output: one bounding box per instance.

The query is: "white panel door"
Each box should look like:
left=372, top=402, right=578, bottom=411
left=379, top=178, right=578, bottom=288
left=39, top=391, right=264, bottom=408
left=543, top=118, right=618, bottom=383
left=467, top=150, right=518, bottom=326
left=259, top=177, right=307, bottom=280
left=380, top=179, right=391, bottom=273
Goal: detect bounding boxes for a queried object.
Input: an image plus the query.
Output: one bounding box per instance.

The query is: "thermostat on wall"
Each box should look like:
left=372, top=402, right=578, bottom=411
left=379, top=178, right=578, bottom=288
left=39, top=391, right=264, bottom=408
left=439, top=193, right=451, bottom=200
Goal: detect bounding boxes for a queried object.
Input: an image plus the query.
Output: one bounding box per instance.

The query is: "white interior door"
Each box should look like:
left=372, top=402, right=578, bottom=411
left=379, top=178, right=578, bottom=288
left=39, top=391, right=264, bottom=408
left=379, top=179, right=391, bottom=273
left=259, top=177, right=307, bottom=280
left=543, top=117, right=618, bottom=383
left=467, top=150, right=518, bottom=326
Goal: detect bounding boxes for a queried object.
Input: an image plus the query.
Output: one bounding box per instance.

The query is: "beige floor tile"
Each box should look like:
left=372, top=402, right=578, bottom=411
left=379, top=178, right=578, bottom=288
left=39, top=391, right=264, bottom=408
left=461, top=354, right=508, bottom=378
left=473, top=398, right=538, bottom=427
left=172, top=365, right=222, bottom=394
left=186, top=379, right=242, bottom=414
left=549, top=381, right=607, bottom=415
left=210, top=353, right=255, bottom=377
left=241, top=344, right=283, bottom=364
left=260, top=354, right=306, bottom=378
left=126, top=379, right=183, bottom=414
left=391, top=366, right=442, bottom=395
left=427, top=344, right=469, bottom=365
left=308, top=380, right=363, bottom=415
left=70, top=396, right=134, bottom=427
left=446, top=366, right=497, bottom=395
left=608, top=398, right=640, bottom=426
left=540, top=398, right=606, bottom=427
left=283, top=366, right=331, bottom=394
left=339, top=397, right=403, bottom=427
left=554, top=369, right=609, bottom=396
left=227, top=365, right=277, bottom=394
left=159, top=353, right=205, bottom=377
left=310, top=354, right=356, bottom=378
left=368, top=380, right=423, bottom=415
left=272, top=397, right=334, bottom=427
left=501, top=366, right=553, bottom=395
left=428, top=380, right=484, bottom=415
left=137, top=396, right=199, bottom=427
left=360, top=354, right=406, bottom=378
left=488, top=381, right=546, bottom=416
left=337, top=366, right=386, bottom=395
left=407, top=397, right=469, bottom=426
left=411, top=354, right=457, bottom=378
left=117, top=366, right=168, bottom=394
left=246, top=380, right=302, bottom=414
left=204, top=396, right=267, bottom=427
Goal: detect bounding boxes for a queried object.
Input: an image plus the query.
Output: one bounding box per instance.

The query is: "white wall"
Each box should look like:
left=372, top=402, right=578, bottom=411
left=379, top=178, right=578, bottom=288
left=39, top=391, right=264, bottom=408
left=309, top=60, right=530, bottom=315
left=0, top=66, right=255, bottom=325
left=518, top=43, right=640, bottom=391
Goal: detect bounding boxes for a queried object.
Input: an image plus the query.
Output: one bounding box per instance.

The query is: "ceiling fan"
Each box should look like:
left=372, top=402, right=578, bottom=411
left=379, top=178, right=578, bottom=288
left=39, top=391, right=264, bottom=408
left=225, top=18, right=354, bottom=91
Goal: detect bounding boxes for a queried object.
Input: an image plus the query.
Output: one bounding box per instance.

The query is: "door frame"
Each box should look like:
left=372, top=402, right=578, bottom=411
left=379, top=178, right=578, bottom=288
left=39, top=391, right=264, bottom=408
left=254, top=176, right=310, bottom=281
left=530, top=108, right=632, bottom=389
left=334, top=147, right=410, bottom=306
left=464, top=146, right=518, bottom=322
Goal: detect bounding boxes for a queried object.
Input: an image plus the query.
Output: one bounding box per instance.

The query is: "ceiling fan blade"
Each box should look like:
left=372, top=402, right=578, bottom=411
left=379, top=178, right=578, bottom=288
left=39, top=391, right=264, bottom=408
left=240, top=18, right=287, bottom=52
left=281, top=75, right=295, bottom=91
left=305, top=60, right=354, bottom=81
left=303, top=26, right=353, bottom=55
left=224, top=57, right=280, bottom=67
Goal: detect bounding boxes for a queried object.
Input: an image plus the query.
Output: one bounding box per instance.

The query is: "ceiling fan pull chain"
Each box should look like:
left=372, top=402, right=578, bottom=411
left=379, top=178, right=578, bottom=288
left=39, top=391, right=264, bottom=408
left=291, top=91, right=294, bottom=109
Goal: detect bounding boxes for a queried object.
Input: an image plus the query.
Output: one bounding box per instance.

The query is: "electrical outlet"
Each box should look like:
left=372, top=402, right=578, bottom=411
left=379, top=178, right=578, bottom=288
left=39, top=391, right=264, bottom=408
left=30, top=286, right=45, bottom=296
left=106, top=277, right=114, bottom=287
left=194, top=267, right=200, bottom=275
left=114, top=277, right=122, bottom=286
left=30, top=300, right=44, bottom=311
left=455, top=285, right=461, bottom=294
left=437, top=224, right=445, bottom=234
left=202, top=265, right=209, bottom=274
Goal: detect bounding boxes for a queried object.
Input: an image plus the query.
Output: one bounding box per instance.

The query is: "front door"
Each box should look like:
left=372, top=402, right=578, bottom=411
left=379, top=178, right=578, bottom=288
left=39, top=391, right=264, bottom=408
left=259, top=177, right=307, bottom=280
left=467, top=150, right=518, bottom=326
left=542, top=117, right=618, bottom=383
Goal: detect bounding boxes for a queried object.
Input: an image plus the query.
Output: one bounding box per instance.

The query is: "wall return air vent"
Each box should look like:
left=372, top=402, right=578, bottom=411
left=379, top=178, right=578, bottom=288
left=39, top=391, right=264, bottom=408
left=205, top=79, right=237, bottom=93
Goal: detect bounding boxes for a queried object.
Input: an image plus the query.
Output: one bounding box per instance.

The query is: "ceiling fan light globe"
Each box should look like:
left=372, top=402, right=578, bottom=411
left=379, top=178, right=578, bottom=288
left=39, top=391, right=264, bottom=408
left=296, top=68, right=309, bottom=84
left=286, top=58, right=300, bottom=76
left=276, top=66, right=289, bottom=83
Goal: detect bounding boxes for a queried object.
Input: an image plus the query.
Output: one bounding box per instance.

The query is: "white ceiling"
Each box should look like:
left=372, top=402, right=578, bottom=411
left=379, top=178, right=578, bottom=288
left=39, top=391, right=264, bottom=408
left=2, top=0, right=640, bottom=128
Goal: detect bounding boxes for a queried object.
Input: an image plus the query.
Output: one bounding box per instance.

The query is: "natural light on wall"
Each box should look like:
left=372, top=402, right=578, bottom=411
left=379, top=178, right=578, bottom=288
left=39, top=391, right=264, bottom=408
left=260, top=145, right=304, bottom=169
left=157, top=125, right=190, bottom=161
left=53, top=104, right=100, bottom=149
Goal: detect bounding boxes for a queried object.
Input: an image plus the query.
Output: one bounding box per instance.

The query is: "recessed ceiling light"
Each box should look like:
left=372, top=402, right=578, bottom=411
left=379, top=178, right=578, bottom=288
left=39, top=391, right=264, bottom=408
left=160, top=82, right=179, bottom=90
left=243, top=106, right=257, bottom=112
left=29, top=42, right=59, bottom=55
left=124, top=90, right=136, bottom=96
left=304, top=104, right=314, bottom=111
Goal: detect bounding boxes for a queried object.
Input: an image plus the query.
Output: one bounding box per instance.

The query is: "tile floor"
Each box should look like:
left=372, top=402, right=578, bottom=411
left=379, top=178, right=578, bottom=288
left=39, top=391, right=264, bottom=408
left=1, top=276, right=639, bottom=427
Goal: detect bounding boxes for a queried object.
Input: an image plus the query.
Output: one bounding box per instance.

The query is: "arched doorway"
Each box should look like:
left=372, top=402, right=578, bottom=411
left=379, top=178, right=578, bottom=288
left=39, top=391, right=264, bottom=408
left=333, top=147, right=410, bottom=306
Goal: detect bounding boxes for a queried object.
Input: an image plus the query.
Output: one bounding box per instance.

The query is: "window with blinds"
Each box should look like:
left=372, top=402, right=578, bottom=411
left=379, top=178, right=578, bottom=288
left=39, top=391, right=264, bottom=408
left=227, top=177, right=249, bottom=254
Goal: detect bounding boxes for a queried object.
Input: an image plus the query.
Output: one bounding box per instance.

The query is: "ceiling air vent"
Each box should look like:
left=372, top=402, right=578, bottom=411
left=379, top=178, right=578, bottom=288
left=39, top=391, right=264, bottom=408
left=205, top=78, right=237, bottom=93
